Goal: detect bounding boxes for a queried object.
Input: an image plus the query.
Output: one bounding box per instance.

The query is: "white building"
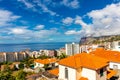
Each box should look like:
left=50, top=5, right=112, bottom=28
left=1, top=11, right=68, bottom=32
left=91, top=48, right=120, bottom=69
left=65, top=42, right=80, bottom=55
left=58, top=53, right=116, bottom=80
left=90, top=48, right=120, bottom=78
left=111, top=41, right=120, bottom=51
left=34, top=58, right=58, bottom=68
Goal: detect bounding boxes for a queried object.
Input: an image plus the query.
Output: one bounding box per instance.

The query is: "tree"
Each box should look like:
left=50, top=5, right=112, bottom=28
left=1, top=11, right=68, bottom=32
left=19, top=63, right=24, bottom=69
left=15, top=70, right=26, bottom=80
left=21, top=57, right=34, bottom=68
left=0, top=68, right=15, bottom=80
left=38, top=55, right=49, bottom=59
left=59, top=53, right=67, bottom=59
left=43, top=64, right=49, bottom=70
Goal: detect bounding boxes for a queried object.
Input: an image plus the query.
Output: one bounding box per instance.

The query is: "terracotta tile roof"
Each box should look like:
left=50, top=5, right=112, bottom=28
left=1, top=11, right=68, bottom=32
left=59, top=53, right=108, bottom=70
left=26, top=73, right=41, bottom=80
left=107, top=70, right=117, bottom=79
left=12, top=62, right=20, bottom=64
left=34, top=58, right=57, bottom=64
left=48, top=68, right=59, bottom=76
left=90, top=48, right=120, bottom=63
left=79, top=77, right=88, bottom=80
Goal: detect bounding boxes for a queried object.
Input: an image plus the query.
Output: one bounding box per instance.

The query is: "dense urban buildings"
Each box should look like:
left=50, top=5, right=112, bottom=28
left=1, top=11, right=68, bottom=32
left=0, top=52, right=27, bottom=62
left=48, top=48, right=120, bottom=80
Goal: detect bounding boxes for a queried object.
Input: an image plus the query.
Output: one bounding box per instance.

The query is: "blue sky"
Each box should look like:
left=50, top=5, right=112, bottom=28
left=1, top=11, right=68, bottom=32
left=0, top=0, right=120, bottom=43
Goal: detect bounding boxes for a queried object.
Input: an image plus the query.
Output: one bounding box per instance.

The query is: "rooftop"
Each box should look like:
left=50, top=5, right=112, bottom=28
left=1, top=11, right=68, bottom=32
left=59, top=53, right=108, bottom=70
left=48, top=68, right=59, bottom=76
left=79, top=77, right=88, bottom=80
left=107, top=70, right=117, bottom=79
left=34, top=58, right=57, bottom=64
left=90, top=48, right=120, bottom=63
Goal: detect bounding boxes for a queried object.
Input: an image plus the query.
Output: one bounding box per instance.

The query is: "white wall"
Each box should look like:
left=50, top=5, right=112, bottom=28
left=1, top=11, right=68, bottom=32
left=81, top=68, right=96, bottom=80
left=65, top=44, right=72, bottom=55
left=111, top=41, right=120, bottom=52
left=59, top=65, right=76, bottom=80
left=109, top=62, right=120, bottom=69
left=68, top=67, right=76, bottom=80
left=65, top=43, right=80, bottom=55
left=80, top=45, right=88, bottom=53
left=34, top=62, right=44, bottom=68
left=73, top=44, right=80, bottom=54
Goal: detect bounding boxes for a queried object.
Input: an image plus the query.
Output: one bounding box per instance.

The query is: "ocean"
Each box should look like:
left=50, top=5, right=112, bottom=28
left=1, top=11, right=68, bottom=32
left=0, top=42, right=69, bottom=52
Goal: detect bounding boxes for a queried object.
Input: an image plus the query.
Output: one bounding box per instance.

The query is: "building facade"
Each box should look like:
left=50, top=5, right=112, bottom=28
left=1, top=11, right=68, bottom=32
left=58, top=53, right=116, bottom=80
left=111, top=41, right=120, bottom=51
left=0, top=52, right=27, bottom=62
left=65, top=42, right=80, bottom=55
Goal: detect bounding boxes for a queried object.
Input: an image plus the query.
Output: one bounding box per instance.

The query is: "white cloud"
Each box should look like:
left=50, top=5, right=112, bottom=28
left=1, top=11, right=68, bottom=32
left=34, top=29, right=58, bottom=38
left=17, top=0, right=34, bottom=8
left=51, top=2, right=120, bottom=37
left=88, top=4, right=120, bottom=19
left=65, top=30, right=81, bottom=35
left=75, top=16, right=88, bottom=27
left=18, top=0, right=58, bottom=16
left=65, top=2, right=120, bottom=37
left=86, top=3, right=120, bottom=36
left=34, top=0, right=57, bottom=16
left=5, top=26, right=59, bottom=40
left=34, top=25, right=45, bottom=30
left=8, top=27, right=29, bottom=35
left=17, top=0, right=39, bottom=13
left=61, top=0, right=79, bottom=9
left=11, top=28, right=25, bottom=34
left=62, top=17, right=74, bottom=25
left=0, top=9, right=21, bottom=27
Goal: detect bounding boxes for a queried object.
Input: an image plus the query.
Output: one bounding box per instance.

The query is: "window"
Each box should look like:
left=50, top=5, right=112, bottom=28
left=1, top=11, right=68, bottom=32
left=65, top=68, right=68, bottom=79
left=118, top=42, right=120, bottom=46
left=113, top=65, right=118, bottom=69
left=100, top=68, right=104, bottom=77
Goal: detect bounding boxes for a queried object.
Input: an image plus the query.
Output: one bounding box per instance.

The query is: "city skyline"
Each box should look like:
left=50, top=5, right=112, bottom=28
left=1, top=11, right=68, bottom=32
left=0, top=0, right=120, bottom=43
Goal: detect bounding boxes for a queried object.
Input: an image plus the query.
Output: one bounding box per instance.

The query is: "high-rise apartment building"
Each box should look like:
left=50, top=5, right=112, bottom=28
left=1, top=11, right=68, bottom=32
left=111, top=41, right=120, bottom=51
left=65, top=42, right=80, bottom=55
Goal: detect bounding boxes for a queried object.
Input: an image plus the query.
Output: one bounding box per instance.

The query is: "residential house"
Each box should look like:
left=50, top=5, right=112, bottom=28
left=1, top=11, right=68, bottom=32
left=90, top=48, right=120, bottom=77
left=48, top=50, right=57, bottom=57
left=58, top=53, right=116, bottom=80
left=34, top=58, right=58, bottom=68
left=90, top=48, right=120, bottom=69
left=48, top=68, right=59, bottom=77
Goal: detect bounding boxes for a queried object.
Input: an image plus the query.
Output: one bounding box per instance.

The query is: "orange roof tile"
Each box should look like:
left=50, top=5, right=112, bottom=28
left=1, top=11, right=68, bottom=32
left=12, top=62, right=20, bottom=64
left=107, top=70, right=117, bottom=79
left=34, top=58, right=57, bottom=64
left=90, top=48, right=120, bottom=63
left=59, top=53, right=108, bottom=70
left=48, top=68, right=59, bottom=76
left=79, top=77, right=88, bottom=80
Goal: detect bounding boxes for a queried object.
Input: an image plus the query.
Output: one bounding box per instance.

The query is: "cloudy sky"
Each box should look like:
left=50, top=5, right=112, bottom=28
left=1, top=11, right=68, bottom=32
left=0, top=0, right=120, bottom=43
